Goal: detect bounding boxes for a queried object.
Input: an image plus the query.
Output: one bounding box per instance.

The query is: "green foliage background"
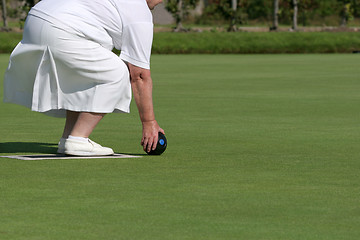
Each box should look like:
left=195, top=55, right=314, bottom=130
left=200, top=0, right=360, bottom=26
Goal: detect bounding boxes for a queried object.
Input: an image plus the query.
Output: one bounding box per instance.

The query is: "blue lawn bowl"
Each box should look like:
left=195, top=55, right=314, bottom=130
left=147, top=132, right=167, bottom=155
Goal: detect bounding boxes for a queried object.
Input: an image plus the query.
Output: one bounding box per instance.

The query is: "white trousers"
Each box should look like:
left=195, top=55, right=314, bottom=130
left=4, top=15, right=131, bottom=118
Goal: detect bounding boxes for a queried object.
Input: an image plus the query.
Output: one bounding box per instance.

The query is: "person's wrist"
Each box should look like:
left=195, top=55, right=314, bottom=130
left=141, top=119, right=156, bottom=125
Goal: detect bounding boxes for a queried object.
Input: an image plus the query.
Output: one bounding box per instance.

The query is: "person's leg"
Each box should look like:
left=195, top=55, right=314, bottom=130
left=61, top=110, right=80, bottom=139
left=69, top=112, right=106, bottom=138
left=61, top=111, right=106, bottom=138
left=60, top=111, right=113, bottom=156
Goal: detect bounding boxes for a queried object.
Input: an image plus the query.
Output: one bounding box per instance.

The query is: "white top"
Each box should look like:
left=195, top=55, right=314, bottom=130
left=29, top=0, right=153, bottom=69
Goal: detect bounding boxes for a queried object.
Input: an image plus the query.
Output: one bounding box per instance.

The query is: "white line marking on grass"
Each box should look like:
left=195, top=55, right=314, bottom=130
left=0, top=153, right=142, bottom=160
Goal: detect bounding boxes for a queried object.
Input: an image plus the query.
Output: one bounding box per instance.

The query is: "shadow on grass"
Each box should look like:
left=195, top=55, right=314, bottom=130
left=0, top=142, right=58, bottom=154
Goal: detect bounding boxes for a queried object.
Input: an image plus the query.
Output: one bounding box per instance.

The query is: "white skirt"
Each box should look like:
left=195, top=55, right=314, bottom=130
left=3, top=15, right=131, bottom=118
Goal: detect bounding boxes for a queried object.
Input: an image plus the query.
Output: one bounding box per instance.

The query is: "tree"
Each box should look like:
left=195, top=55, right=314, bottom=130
left=292, top=0, right=298, bottom=30
left=339, top=0, right=353, bottom=26
left=21, top=0, right=40, bottom=13
left=229, top=0, right=237, bottom=31
left=1, top=0, right=7, bottom=28
left=271, top=0, right=279, bottom=30
left=352, top=0, right=360, bottom=17
left=23, top=0, right=40, bottom=8
left=298, top=0, right=318, bottom=26
left=243, top=0, right=272, bottom=21
left=165, top=0, right=199, bottom=31
left=201, top=0, right=244, bottom=31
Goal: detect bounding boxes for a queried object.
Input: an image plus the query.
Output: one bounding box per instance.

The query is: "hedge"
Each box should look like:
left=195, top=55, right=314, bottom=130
left=1, top=31, right=359, bottom=54
left=152, top=31, right=360, bottom=54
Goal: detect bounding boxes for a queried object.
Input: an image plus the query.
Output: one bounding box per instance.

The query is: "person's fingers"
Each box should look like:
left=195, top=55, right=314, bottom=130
left=142, top=136, right=153, bottom=152
left=152, top=134, right=159, bottom=151
left=142, top=134, right=158, bottom=152
left=141, top=137, right=145, bottom=146
left=146, top=137, right=154, bottom=152
left=142, top=137, right=148, bottom=151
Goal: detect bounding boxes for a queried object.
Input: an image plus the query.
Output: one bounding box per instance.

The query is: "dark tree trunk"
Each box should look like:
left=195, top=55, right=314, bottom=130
left=271, top=0, right=279, bottom=31
left=1, top=0, right=8, bottom=28
left=292, top=0, right=298, bottom=31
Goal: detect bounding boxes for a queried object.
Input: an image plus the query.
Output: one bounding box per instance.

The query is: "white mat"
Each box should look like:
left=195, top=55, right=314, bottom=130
left=0, top=153, right=142, bottom=160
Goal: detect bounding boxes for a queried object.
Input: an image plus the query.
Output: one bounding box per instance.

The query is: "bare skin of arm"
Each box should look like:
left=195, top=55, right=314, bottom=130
left=128, top=63, right=165, bottom=153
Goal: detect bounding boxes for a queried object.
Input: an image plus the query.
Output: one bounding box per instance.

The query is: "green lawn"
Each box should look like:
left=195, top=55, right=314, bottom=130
left=1, top=54, right=359, bottom=239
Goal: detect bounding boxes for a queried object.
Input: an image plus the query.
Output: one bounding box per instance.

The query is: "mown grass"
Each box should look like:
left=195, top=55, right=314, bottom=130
left=1, top=53, right=360, bottom=239
left=1, top=31, right=360, bottom=54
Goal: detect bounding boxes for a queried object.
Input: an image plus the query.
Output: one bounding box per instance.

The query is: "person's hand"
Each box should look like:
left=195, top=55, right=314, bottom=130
left=141, top=120, right=165, bottom=153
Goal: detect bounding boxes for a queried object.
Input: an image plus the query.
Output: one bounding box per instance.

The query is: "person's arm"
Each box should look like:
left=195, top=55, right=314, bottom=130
left=127, top=63, right=165, bottom=153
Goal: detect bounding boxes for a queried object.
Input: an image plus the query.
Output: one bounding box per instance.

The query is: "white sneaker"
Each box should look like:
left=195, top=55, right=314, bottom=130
left=64, top=138, right=114, bottom=156
left=57, top=138, right=66, bottom=154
